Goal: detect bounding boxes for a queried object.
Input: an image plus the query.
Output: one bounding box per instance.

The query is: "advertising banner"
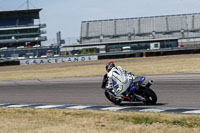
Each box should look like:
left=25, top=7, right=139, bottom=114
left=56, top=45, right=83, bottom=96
left=20, top=55, right=98, bottom=65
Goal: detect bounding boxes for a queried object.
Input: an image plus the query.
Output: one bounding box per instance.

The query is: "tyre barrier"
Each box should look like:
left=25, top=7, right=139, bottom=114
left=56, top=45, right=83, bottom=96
left=0, top=60, right=20, bottom=66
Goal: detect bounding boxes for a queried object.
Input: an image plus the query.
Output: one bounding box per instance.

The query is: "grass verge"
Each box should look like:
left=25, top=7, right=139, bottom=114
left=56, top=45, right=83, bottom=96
left=0, top=54, right=200, bottom=80
left=0, top=108, right=200, bottom=133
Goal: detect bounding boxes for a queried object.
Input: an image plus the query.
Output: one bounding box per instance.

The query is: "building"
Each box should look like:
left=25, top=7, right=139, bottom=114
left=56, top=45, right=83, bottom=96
left=80, top=13, right=200, bottom=44
left=61, top=13, right=200, bottom=56
left=0, top=9, right=57, bottom=58
left=0, top=9, right=46, bottom=49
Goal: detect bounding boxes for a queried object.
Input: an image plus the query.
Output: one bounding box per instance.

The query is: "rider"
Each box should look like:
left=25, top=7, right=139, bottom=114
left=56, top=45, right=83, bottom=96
left=105, top=61, right=134, bottom=99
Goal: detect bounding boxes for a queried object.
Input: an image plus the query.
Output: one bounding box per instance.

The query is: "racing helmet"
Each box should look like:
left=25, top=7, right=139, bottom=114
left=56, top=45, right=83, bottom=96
left=106, top=61, right=115, bottom=72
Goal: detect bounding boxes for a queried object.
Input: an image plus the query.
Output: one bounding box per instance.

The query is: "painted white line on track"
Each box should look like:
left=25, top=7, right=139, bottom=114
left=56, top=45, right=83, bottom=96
left=67, top=105, right=91, bottom=109
left=35, top=105, right=64, bottom=109
left=1, top=103, right=200, bottom=114
left=140, top=108, right=164, bottom=112
left=183, top=110, right=200, bottom=114
left=101, top=107, right=128, bottom=111
left=7, top=104, right=31, bottom=108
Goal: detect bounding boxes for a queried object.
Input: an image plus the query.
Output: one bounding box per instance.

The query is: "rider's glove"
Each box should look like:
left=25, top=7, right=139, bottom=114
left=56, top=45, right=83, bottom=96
left=106, top=82, right=113, bottom=89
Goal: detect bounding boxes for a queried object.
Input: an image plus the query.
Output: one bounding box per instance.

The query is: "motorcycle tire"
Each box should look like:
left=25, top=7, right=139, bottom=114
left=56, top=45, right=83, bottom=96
left=105, top=90, right=121, bottom=105
left=141, top=88, right=157, bottom=105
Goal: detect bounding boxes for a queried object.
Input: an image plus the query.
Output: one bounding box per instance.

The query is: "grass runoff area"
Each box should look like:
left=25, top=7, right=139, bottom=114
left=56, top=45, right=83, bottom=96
left=0, top=54, right=200, bottom=132
left=0, top=54, right=200, bottom=80
left=0, top=108, right=200, bottom=133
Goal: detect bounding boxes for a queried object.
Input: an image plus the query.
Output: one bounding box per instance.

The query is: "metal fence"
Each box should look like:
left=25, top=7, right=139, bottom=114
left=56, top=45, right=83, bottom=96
left=42, top=37, right=80, bottom=46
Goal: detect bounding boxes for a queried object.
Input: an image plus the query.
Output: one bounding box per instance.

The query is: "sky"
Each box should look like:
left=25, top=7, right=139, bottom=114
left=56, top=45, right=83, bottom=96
left=1, top=0, right=200, bottom=42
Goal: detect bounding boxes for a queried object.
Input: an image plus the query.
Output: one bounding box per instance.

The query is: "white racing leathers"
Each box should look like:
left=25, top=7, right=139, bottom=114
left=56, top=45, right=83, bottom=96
left=107, top=66, right=134, bottom=99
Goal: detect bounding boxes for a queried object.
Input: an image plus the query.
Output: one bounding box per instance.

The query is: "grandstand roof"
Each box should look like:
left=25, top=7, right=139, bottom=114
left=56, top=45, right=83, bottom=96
left=0, top=9, right=42, bottom=19
left=82, top=12, right=200, bottom=23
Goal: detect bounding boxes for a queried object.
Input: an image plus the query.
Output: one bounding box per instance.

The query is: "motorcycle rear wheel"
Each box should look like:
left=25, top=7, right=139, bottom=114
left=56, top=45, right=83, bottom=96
left=105, top=90, right=121, bottom=105
left=141, top=88, right=157, bottom=105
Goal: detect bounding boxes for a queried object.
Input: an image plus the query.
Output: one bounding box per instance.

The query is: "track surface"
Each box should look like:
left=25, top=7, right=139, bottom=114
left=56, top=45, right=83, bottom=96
left=0, top=73, right=200, bottom=109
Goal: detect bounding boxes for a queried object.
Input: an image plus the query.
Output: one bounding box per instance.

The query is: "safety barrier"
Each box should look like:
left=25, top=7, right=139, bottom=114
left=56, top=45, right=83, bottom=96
left=0, top=60, right=19, bottom=66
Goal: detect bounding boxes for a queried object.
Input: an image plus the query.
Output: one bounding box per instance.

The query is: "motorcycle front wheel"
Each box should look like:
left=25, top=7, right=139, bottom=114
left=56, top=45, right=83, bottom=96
left=140, top=88, right=157, bottom=105
left=105, top=90, right=121, bottom=105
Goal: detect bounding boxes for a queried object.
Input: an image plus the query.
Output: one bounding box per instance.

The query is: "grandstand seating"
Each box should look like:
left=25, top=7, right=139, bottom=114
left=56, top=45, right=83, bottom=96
left=80, top=13, right=200, bottom=44
left=0, top=9, right=46, bottom=49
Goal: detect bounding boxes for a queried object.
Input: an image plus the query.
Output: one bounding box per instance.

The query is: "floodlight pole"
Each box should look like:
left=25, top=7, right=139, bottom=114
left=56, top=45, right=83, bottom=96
left=27, top=0, right=30, bottom=9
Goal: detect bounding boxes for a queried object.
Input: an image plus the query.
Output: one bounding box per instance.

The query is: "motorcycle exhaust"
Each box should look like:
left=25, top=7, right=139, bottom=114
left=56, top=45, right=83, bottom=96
left=145, top=80, right=153, bottom=88
left=135, top=94, right=146, bottom=101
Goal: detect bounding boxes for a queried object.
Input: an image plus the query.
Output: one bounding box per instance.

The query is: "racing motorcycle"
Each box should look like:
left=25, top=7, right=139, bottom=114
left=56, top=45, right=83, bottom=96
left=101, top=73, right=157, bottom=105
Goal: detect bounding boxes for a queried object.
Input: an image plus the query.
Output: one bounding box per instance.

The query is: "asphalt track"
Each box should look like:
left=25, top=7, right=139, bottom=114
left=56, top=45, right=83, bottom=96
left=0, top=73, right=200, bottom=110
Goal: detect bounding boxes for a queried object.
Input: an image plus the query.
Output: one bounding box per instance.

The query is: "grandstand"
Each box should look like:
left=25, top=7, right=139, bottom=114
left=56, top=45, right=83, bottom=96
left=0, top=46, right=60, bottom=59
left=0, top=8, right=53, bottom=59
left=58, top=13, right=200, bottom=56
left=0, top=9, right=46, bottom=48
left=80, top=13, right=200, bottom=44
